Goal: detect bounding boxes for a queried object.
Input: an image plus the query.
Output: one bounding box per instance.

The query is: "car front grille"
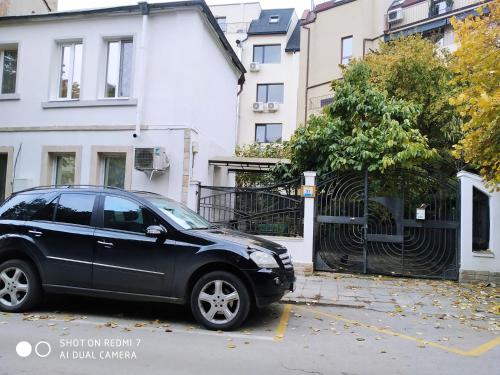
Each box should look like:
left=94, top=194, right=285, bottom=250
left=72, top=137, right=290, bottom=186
left=279, top=252, right=293, bottom=270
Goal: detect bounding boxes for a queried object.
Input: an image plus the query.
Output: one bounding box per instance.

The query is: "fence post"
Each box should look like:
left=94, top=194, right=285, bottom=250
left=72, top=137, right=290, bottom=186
left=303, top=171, right=316, bottom=270
left=196, top=181, right=201, bottom=214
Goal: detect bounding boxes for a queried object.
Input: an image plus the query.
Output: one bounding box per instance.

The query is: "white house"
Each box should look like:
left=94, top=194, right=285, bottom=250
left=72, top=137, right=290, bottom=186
left=0, top=1, right=245, bottom=209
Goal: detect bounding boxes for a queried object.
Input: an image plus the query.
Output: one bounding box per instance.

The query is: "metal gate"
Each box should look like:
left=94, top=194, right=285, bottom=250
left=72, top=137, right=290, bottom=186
left=314, top=169, right=460, bottom=279
left=197, top=178, right=303, bottom=237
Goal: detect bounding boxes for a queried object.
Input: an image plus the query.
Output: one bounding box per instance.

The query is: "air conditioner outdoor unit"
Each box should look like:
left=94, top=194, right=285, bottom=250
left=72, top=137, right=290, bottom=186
left=387, top=8, right=403, bottom=23
left=249, top=62, right=261, bottom=72
left=266, top=102, right=279, bottom=112
left=134, top=147, right=169, bottom=172
left=252, top=102, right=264, bottom=112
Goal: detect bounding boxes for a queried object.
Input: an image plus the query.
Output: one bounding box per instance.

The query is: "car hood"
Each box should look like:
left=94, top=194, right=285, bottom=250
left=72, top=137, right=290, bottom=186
left=190, top=228, right=288, bottom=255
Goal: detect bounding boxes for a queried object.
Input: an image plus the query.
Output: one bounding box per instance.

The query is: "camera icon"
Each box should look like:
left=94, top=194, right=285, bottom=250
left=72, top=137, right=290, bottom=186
left=16, top=341, right=51, bottom=358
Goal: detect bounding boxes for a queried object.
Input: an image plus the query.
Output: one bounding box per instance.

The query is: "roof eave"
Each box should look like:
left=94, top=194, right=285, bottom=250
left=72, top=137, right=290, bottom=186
left=0, top=1, right=246, bottom=76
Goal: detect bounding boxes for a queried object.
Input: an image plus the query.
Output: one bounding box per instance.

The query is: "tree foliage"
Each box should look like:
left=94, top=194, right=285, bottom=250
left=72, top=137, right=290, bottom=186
left=281, top=62, right=436, bottom=177
left=449, top=1, right=500, bottom=188
left=364, top=34, right=462, bottom=161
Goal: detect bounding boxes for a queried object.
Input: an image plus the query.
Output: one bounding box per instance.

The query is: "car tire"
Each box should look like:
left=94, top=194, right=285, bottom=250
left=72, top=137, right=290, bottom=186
left=0, top=259, right=42, bottom=313
left=191, top=271, right=250, bottom=331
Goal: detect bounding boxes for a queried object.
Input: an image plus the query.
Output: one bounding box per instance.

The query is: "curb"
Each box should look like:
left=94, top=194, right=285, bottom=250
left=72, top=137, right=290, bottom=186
left=280, top=299, right=366, bottom=309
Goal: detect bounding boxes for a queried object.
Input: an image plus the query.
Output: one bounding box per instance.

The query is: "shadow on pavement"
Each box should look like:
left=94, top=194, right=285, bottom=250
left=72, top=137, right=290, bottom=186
left=35, top=293, right=282, bottom=331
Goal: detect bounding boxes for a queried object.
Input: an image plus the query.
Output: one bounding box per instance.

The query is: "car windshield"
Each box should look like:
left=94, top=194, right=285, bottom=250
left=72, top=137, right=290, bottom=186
left=145, top=197, right=211, bottom=230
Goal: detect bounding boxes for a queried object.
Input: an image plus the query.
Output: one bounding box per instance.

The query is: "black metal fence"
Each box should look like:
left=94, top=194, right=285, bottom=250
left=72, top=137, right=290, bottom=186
left=197, top=178, right=303, bottom=237
left=314, top=168, right=460, bottom=280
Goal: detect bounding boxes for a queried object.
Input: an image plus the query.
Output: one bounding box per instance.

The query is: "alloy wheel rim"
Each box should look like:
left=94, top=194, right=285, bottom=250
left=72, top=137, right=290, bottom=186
left=0, top=267, right=29, bottom=307
left=198, top=280, right=240, bottom=325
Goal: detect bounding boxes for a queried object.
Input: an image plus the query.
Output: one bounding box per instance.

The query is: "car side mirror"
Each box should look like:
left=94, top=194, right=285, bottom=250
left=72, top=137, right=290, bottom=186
left=146, top=225, right=167, bottom=238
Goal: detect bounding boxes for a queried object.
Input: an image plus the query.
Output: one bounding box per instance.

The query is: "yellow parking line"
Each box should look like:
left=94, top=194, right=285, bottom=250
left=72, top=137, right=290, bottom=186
left=274, top=304, right=292, bottom=342
left=296, top=305, right=500, bottom=357
left=466, top=336, right=500, bottom=356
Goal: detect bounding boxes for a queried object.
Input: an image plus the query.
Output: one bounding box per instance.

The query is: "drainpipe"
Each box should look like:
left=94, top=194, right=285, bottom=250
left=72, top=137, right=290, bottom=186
left=303, top=25, right=311, bottom=126
left=235, top=37, right=248, bottom=148
left=134, top=2, right=150, bottom=139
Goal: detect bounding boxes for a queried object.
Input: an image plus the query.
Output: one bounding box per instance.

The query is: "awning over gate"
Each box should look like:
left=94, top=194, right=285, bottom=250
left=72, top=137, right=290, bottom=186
left=208, top=156, right=290, bottom=172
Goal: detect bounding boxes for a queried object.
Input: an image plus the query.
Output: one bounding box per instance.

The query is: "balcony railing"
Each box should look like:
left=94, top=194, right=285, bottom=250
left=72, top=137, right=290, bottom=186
left=387, top=0, right=483, bottom=29
left=219, top=22, right=250, bottom=34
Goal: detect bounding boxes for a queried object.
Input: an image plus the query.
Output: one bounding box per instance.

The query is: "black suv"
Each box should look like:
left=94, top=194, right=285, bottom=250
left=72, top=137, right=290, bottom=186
left=0, top=187, right=294, bottom=330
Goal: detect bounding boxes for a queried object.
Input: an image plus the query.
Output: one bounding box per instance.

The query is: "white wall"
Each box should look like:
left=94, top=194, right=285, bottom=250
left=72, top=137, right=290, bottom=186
left=259, top=235, right=307, bottom=261
left=458, top=171, right=500, bottom=273
left=0, top=6, right=240, bottom=208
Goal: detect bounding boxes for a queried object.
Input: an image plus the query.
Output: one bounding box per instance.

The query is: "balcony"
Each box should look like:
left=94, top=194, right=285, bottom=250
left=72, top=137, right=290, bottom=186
left=219, top=22, right=250, bottom=34
left=386, top=0, right=485, bottom=30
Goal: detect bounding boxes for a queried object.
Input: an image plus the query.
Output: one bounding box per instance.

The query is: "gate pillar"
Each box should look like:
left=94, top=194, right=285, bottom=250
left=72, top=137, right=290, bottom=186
left=303, top=171, right=317, bottom=267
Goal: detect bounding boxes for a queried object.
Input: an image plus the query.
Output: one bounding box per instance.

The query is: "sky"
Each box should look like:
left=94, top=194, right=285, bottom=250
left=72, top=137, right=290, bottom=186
left=58, top=0, right=318, bottom=16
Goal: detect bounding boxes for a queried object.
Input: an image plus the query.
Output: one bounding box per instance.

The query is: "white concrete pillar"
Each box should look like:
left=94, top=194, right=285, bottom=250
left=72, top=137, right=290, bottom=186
left=302, top=171, right=316, bottom=266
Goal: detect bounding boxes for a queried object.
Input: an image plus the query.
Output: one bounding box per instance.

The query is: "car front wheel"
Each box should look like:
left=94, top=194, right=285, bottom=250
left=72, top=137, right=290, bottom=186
left=191, top=271, right=250, bottom=330
left=0, top=259, right=41, bottom=313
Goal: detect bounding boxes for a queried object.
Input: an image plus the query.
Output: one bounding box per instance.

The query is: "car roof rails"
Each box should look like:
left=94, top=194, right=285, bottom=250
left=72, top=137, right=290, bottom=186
left=13, top=184, right=128, bottom=195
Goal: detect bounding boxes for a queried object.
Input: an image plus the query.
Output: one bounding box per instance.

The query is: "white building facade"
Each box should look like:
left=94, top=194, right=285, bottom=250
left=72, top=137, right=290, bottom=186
left=0, top=1, right=245, bottom=209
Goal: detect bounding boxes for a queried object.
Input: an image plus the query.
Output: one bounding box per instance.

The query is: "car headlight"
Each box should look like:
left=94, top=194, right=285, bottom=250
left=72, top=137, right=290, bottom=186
left=249, top=251, right=279, bottom=269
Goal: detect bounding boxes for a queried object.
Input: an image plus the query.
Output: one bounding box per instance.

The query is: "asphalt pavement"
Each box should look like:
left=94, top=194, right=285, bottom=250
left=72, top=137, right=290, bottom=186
left=1, top=290, right=498, bottom=375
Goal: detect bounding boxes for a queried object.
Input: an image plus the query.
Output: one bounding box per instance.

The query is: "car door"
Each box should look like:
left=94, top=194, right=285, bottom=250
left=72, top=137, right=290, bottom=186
left=92, top=194, right=174, bottom=296
left=27, top=192, right=97, bottom=288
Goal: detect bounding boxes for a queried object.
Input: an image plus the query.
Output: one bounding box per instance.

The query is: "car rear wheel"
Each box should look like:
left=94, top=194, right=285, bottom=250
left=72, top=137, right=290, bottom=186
left=191, top=271, right=250, bottom=330
left=0, top=259, right=41, bottom=312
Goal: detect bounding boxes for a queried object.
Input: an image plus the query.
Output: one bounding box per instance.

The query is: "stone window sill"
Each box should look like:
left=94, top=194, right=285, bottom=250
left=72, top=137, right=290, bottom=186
left=0, top=93, right=20, bottom=101
left=42, top=98, right=137, bottom=109
left=472, top=250, right=495, bottom=258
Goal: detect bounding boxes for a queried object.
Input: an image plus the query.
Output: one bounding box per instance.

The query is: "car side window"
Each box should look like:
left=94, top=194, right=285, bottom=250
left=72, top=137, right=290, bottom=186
left=0, top=193, right=45, bottom=220
left=54, top=194, right=95, bottom=226
left=31, top=198, right=56, bottom=221
left=103, top=196, right=158, bottom=234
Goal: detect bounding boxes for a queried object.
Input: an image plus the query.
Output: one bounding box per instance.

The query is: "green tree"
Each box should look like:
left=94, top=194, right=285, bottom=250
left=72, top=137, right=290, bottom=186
left=280, top=62, right=436, bottom=177
left=364, top=34, right=461, bottom=163
left=449, top=1, right=500, bottom=188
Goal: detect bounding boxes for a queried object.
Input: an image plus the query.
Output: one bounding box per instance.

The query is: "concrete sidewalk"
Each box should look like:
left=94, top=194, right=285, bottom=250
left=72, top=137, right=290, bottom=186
left=283, top=272, right=499, bottom=331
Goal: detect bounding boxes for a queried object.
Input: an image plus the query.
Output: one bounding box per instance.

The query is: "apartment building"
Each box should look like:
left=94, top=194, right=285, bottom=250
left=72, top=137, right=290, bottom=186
left=297, top=0, right=491, bottom=123
left=0, top=1, right=245, bottom=208
left=297, top=0, right=393, bottom=124
left=210, top=3, right=300, bottom=147
left=0, top=0, right=57, bottom=15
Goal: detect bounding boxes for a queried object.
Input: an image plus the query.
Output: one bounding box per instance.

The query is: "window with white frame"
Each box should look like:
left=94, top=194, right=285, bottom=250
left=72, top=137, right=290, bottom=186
left=0, top=46, right=18, bottom=94
left=269, top=15, right=280, bottom=24
left=52, top=154, right=76, bottom=185
left=216, top=17, right=227, bottom=32
left=341, top=36, right=353, bottom=65
left=105, top=39, right=133, bottom=98
left=101, top=154, right=126, bottom=188
left=58, top=42, right=83, bottom=99
left=257, top=83, right=284, bottom=103
left=253, top=44, right=281, bottom=64
left=255, top=124, right=282, bottom=143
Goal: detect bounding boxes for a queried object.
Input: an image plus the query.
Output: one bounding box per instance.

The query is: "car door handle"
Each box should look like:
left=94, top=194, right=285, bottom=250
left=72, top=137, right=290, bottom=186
left=97, top=240, right=114, bottom=247
left=28, top=230, right=43, bottom=237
